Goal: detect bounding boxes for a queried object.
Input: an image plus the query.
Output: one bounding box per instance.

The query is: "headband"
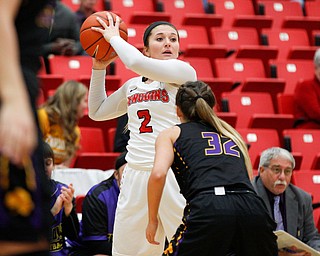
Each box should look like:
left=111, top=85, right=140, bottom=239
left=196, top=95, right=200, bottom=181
left=143, top=21, right=179, bottom=46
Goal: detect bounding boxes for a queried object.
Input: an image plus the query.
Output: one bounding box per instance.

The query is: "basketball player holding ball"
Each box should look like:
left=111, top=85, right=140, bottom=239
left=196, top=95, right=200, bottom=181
left=87, top=12, right=197, bottom=256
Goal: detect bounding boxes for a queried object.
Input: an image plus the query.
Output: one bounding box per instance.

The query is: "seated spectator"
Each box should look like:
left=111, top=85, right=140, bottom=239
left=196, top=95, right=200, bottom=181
left=252, top=147, right=320, bottom=253
left=69, top=151, right=127, bottom=255
left=38, top=80, right=88, bottom=167
left=75, top=0, right=98, bottom=27
left=293, top=48, right=320, bottom=129
left=41, top=0, right=84, bottom=60
left=43, top=141, right=80, bottom=255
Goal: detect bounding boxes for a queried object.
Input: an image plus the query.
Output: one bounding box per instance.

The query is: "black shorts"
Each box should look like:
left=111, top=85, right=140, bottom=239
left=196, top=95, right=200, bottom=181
left=0, top=139, right=51, bottom=243
left=164, top=191, right=278, bottom=256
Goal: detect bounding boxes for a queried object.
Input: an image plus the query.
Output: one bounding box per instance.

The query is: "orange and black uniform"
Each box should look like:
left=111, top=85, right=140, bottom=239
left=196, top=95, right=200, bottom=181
left=165, top=121, right=278, bottom=256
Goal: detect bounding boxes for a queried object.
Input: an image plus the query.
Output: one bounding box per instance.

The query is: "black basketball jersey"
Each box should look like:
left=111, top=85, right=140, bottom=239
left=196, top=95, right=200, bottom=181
left=172, top=121, right=254, bottom=201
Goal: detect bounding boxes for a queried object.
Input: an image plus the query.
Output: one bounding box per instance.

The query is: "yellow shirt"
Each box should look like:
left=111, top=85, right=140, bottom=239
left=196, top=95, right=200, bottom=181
left=38, top=108, right=80, bottom=165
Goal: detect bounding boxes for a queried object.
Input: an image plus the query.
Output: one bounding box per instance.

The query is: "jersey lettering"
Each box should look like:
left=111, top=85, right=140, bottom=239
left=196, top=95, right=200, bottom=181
left=202, top=132, right=240, bottom=157
left=137, top=109, right=153, bottom=133
left=127, top=89, right=169, bottom=106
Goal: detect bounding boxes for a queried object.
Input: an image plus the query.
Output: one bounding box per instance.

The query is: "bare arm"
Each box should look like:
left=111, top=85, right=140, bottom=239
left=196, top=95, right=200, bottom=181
left=146, top=126, right=180, bottom=244
left=0, top=0, right=37, bottom=164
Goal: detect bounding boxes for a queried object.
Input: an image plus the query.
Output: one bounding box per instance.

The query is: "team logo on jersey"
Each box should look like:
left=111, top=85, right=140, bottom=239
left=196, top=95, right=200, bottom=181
left=127, top=89, right=169, bottom=106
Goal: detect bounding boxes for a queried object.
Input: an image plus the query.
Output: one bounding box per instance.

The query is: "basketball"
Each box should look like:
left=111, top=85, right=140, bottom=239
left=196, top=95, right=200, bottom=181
left=80, top=11, right=128, bottom=61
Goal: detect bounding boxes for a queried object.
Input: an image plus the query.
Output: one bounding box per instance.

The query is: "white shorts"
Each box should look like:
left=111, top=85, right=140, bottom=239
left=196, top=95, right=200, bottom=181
left=112, top=165, right=186, bottom=256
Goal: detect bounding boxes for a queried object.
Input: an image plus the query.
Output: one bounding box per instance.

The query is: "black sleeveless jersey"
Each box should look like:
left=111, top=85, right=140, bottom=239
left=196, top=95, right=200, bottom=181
left=172, top=121, right=254, bottom=201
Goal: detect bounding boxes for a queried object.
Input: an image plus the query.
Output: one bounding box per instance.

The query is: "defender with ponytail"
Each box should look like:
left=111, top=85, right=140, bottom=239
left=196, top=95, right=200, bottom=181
left=146, top=80, right=278, bottom=256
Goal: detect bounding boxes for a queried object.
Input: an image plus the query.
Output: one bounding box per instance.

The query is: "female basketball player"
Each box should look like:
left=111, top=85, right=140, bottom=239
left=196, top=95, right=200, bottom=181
left=146, top=80, right=278, bottom=256
left=88, top=13, right=197, bottom=256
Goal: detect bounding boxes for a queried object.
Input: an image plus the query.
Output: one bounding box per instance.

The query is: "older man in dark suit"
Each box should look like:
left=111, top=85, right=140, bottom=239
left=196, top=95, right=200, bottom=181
left=252, top=147, right=320, bottom=253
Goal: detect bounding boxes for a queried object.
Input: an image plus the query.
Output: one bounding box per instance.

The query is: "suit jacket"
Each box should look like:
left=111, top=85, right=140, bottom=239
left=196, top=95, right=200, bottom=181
left=252, top=176, right=320, bottom=251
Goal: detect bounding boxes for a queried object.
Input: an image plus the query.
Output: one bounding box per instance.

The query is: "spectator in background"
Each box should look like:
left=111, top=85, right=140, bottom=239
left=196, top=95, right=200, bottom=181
left=41, top=0, right=84, bottom=60
left=69, top=151, right=127, bottom=256
left=293, top=48, right=320, bottom=129
left=252, top=147, right=320, bottom=253
left=38, top=80, right=88, bottom=168
left=43, top=141, right=79, bottom=256
left=75, top=0, right=98, bottom=27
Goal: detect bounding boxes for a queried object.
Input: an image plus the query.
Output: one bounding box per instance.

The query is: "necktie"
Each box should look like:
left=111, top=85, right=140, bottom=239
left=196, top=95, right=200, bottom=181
left=274, top=196, right=284, bottom=231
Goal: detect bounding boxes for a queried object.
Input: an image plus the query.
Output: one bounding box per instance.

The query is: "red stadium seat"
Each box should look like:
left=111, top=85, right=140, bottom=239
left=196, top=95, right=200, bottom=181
left=79, top=127, right=106, bottom=153
left=75, top=194, right=85, bottom=213
left=208, top=0, right=272, bottom=30
left=79, top=114, right=118, bottom=152
left=214, top=58, right=285, bottom=108
left=269, top=59, right=315, bottom=94
left=277, top=93, right=294, bottom=114
left=305, top=1, right=320, bottom=18
left=73, top=152, right=120, bottom=170
left=237, top=128, right=280, bottom=169
left=48, top=55, right=93, bottom=81
left=78, top=75, right=121, bottom=92
left=161, top=0, right=223, bottom=29
left=126, top=24, right=146, bottom=51
left=311, top=153, right=320, bottom=171
left=106, top=0, right=171, bottom=25
left=107, top=127, right=117, bottom=153
left=216, top=112, right=237, bottom=128
left=261, top=28, right=317, bottom=60
left=283, top=129, right=320, bottom=170
left=214, top=58, right=266, bottom=83
left=291, top=170, right=320, bottom=204
left=206, top=78, right=235, bottom=110
left=62, top=0, right=106, bottom=12
left=180, top=57, right=214, bottom=79
left=221, top=92, right=294, bottom=135
left=257, top=1, right=303, bottom=28
left=113, top=58, right=137, bottom=84
left=38, top=56, right=47, bottom=75
left=258, top=1, right=320, bottom=43
left=37, top=88, right=45, bottom=107
left=177, top=26, right=227, bottom=58
left=37, top=74, right=64, bottom=100
left=221, top=92, right=273, bottom=128
left=209, top=27, right=278, bottom=64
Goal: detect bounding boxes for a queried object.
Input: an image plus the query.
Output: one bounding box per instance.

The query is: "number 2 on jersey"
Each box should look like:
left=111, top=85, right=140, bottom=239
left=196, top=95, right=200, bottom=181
left=137, top=109, right=153, bottom=133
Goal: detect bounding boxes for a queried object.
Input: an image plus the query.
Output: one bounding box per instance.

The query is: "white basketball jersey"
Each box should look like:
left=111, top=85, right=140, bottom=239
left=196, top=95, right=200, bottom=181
left=125, top=77, right=179, bottom=170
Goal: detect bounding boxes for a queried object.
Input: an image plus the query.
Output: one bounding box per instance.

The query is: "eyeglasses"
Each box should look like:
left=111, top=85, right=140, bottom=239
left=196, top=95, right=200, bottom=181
left=265, top=165, right=293, bottom=176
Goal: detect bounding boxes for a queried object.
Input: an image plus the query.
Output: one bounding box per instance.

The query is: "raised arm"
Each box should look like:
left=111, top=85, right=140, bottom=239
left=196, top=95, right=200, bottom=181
left=92, top=13, right=197, bottom=84
left=110, top=36, right=197, bottom=84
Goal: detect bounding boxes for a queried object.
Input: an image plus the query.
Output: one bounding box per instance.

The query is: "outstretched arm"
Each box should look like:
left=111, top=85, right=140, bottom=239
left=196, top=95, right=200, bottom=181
left=146, top=126, right=179, bottom=244
left=92, top=12, right=197, bottom=85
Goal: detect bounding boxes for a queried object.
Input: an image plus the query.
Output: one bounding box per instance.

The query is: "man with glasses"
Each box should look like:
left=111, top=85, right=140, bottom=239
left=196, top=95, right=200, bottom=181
left=252, top=147, right=320, bottom=252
